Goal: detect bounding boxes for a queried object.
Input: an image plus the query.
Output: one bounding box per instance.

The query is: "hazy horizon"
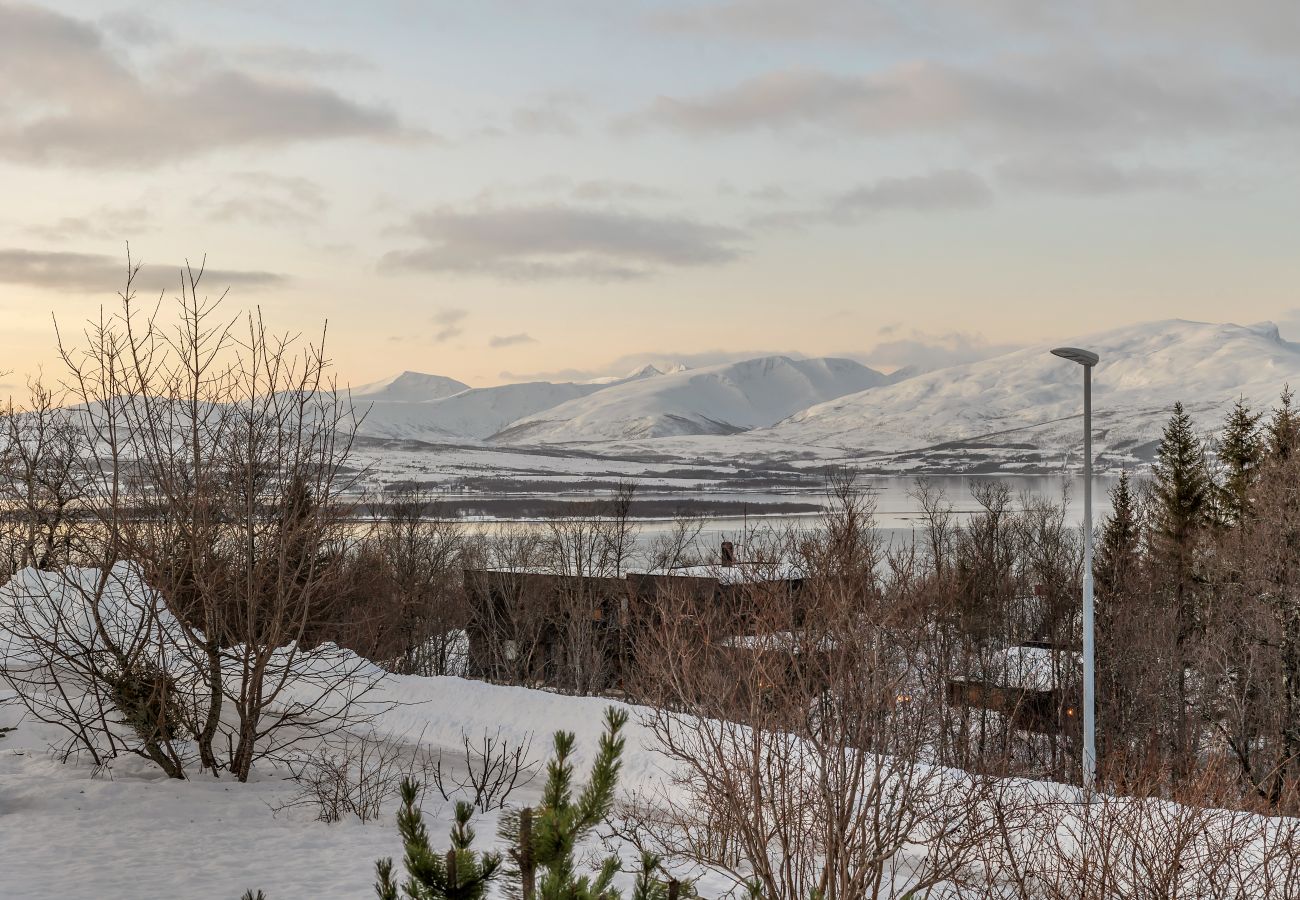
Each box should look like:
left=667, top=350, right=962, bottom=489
left=3, top=1, right=1300, bottom=389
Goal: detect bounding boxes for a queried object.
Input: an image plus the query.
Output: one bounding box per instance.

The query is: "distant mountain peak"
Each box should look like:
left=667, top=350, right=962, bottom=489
left=1245, top=321, right=1282, bottom=342
left=351, top=371, right=470, bottom=403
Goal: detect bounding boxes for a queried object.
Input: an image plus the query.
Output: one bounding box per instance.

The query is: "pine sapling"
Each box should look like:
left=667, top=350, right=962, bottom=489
left=631, top=851, right=687, bottom=900
left=503, top=707, right=628, bottom=900
left=376, top=778, right=502, bottom=900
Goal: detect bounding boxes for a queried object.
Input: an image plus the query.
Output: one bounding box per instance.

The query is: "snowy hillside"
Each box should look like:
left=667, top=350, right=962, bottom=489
left=491, top=356, right=890, bottom=444
left=768, top=320, right=1300, bottom=460
left=351, top=371, right=470, bottom=403
left=354, top=382, right=603, bottom=441
left=354, top=365, right=669, bottom=441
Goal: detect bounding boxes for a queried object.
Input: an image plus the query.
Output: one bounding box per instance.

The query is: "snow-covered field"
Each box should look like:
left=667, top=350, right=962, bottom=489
left=1, top=675, right=659, bottom=900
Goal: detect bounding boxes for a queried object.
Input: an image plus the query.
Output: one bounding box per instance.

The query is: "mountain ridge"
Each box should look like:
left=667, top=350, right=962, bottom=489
left=490, top=355, right=891, bottom=444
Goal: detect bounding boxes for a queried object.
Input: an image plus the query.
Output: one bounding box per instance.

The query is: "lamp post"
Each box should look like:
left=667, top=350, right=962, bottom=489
left=1051, top=346, right=1099, bottom=792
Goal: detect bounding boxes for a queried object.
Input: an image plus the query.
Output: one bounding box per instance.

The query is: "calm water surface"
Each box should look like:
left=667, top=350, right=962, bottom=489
left=459, top=473, right=1122, bottom=553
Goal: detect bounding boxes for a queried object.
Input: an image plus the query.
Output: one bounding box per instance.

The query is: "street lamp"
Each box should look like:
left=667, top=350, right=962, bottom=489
left=1051, top=346, right=1099, bottom=792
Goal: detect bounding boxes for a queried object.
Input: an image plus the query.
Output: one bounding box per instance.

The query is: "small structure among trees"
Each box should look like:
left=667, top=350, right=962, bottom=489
left=462, top=545, right=805, bottom=696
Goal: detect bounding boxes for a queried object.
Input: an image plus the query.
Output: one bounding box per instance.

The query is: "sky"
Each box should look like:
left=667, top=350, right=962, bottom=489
left=1, top=0, right=1299, bottom=388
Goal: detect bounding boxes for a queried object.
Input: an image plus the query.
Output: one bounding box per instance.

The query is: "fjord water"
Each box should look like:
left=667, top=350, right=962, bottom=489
left=462, top=473, right=1122, bottom=555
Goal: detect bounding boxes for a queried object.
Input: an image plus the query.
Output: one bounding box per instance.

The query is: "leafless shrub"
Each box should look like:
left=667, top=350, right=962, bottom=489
left=430, top=727, right=538, bottom=812
left=0, top=563, right=198, bottom=777
left=274, top=730, right=440, bottom=824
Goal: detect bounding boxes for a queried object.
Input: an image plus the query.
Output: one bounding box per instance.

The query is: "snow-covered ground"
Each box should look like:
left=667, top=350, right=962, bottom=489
left=0, top=565, right=662, bottom=899
left=1, top=675, right=660, bottom=900
left=4, top=574, right=1299, bottom=899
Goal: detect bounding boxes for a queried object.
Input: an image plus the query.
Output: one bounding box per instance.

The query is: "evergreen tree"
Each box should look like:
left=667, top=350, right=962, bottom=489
left=1218, top=396, right=1262, bottom=526
left=1148, top=402, right=1215, bottom=780
left=1267, top=385, right=1300, bottom=462
left=376, top=782, right=502, bottom=900
left=1094, top=471, right=1141, bottom=601
left=1092, top=470, right=1146, bottom=773
left=502, top=707, right=628, bottom=900
left=630, top=852, right=688, bottom=900
left=1150, top=402, right=1214, bottom=562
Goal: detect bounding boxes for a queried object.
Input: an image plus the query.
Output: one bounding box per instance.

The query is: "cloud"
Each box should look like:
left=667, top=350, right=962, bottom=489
left=859, top=328, right=1021, bottom=373
left=489, top=332, right=537, bottom=348
left=194, top=172, right=328, bottom=225
left=627, top=60, right=1292, bottom=147
left=0, top=248, right=286, bottom=293
left=26, top=205, right=154, bottom=242
left=0, top=4, right=411, bottom=167
left=432, top=308, right=468, bottom=343
left=757, top=170, right=993, bottom=228
left=646, top=1, right=1300, bottom=56
left=648, top=0, right=912, bottom=44
left=232, top=45, right=375, bottom=74
left=568, top=180, right=671, bottom=201
left=380, top=205, right=745, bottom=281
left=97, top=10, right=170, bottom=46
left=465, top=176, right=671, bottom=205
left=470, top=93, right=588, bottom=139
left=510, top=93, right=584, bottom=136
left=997, top=156, right=1199, bottom=195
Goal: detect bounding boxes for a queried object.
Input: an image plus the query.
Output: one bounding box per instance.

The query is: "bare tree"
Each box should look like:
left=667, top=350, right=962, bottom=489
left=0, top=379, right=88, bottom=575
left=11, top=249, right=388, bottom=781
left=358, top=487, right=469, bottom=676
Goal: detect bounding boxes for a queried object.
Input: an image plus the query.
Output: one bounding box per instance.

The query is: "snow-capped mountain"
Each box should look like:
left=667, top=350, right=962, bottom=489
left=350, top=371, right=469, bottom=403
left=767, top=320, right=1300, bottom=461
left=585, top=364, right=669, bottom=385
left=491, top=356, right=890, bottom=444
left=355, top=381, right=603, bottom=441
left=353, top=364, right=669, bottom=441
left=346, top=322, right=1300, bottom=469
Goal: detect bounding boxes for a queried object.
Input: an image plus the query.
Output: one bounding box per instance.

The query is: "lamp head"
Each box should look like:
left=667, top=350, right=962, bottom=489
left=1051, top=346, right=1099, bottom=367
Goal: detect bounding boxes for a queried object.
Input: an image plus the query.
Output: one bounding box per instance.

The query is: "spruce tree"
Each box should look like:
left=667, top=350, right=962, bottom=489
left=1093, top=470, right=1144, bottom=771
left=1218, top=396, right=1262, bottom=526
left=375, top=782, right=503, bottom=900
left=1094, top=470, right=1141, bottom=602
left=1267, top=385, right=1300, bottom=462
left=1150, top=402, right=1214, bottom=561
left=502, top=707, right=628, bottom=900
left=1148, top=402, right=1214, bottom=780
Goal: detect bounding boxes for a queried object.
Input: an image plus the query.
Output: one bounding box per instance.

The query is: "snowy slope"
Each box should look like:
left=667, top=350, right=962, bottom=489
left=351, top=371, right=470, bottom=403
left=768, top=320, right=1300, bottom=458
left=491, top=356, right=890, bottom=444
left=354, top=382, right=603, bottom=441
left=355, top=367, right=670, bottom=442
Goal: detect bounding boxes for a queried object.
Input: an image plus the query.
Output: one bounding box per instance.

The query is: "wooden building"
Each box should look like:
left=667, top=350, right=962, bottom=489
left=463, top=544, right=804, bottom=694
left=946, top=643, right=1080, bottom=735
